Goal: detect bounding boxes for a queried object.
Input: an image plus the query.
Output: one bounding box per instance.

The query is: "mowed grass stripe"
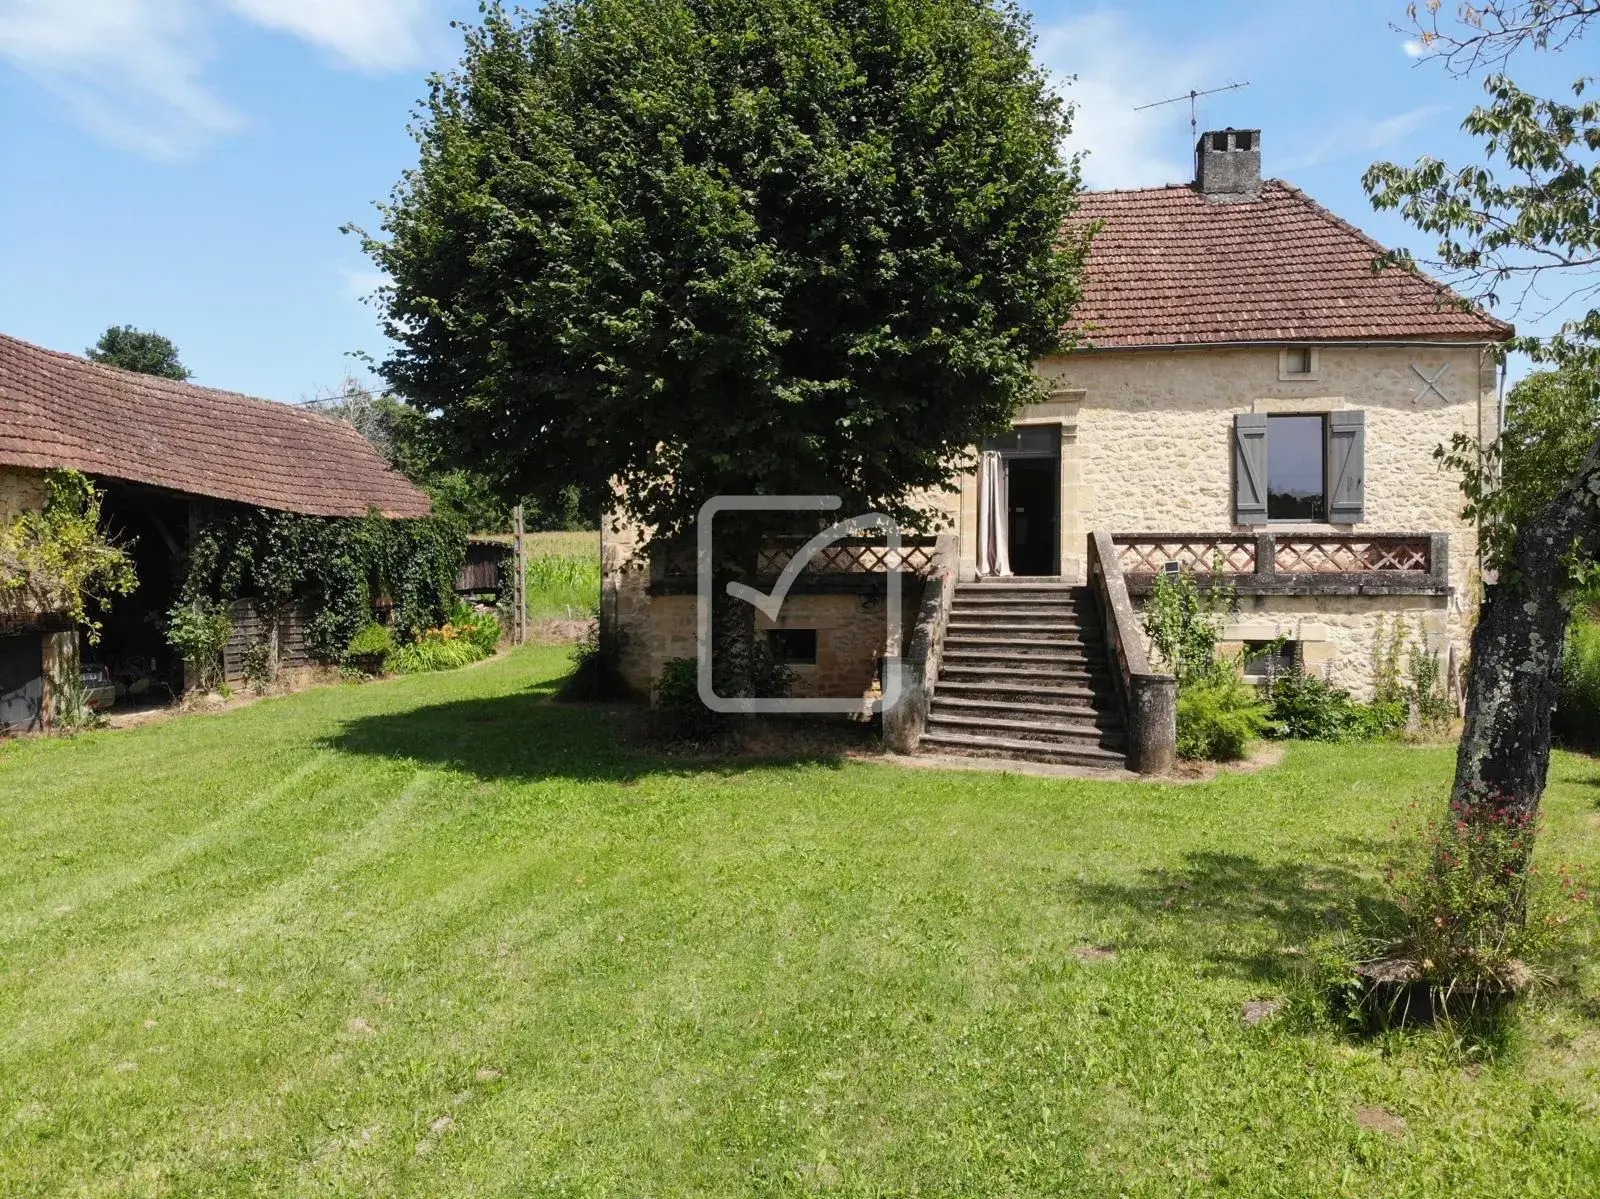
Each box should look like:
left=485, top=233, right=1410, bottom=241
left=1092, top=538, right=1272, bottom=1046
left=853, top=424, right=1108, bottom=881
left=0, top=644, right=1596, bottom=1196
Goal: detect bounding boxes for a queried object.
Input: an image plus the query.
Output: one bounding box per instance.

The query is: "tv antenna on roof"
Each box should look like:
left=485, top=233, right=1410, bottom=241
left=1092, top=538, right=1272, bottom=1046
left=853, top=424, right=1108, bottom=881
left=1134, top=81, right=1251, bottom=141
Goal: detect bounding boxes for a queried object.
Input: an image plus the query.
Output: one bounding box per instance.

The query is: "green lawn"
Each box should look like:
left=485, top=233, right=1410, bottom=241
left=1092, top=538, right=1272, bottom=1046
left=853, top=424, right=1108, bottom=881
left=2, top=647, right=1598, bottom=1196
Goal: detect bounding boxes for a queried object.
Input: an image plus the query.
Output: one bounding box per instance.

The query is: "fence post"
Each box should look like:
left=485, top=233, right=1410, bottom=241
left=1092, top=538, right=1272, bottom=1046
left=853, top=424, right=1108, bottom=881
left=513, top=504, right=527, bottom=646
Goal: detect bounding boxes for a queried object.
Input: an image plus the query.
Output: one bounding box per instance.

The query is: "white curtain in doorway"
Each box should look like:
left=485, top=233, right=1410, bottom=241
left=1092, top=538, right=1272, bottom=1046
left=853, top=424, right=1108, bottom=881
left=977, top=451, right=1012, bottom=577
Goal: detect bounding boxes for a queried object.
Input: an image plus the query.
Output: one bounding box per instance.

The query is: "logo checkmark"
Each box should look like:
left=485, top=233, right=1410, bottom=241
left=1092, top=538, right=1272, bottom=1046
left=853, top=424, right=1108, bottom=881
left=723, top=513, right=898, bottom=620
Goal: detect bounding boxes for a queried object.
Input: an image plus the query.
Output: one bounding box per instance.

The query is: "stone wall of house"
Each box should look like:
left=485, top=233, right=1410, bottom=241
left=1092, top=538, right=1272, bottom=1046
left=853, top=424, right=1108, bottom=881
left=0, top=466, right=46, bottom=524
left=603, top=342, right=1497, bottom=704
left=925, top=342, right=1495, bottom=699
left=602, top=515, right=910, bottom=702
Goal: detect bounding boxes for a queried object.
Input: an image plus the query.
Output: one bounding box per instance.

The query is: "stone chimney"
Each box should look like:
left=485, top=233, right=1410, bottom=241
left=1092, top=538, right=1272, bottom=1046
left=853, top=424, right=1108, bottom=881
left=1194, top=128, right=1261, bottom=202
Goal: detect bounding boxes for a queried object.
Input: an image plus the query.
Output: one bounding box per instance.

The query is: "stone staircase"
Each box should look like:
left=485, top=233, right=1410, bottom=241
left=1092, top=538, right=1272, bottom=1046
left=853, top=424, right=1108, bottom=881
left=918, top=581, right=1128, bottom=770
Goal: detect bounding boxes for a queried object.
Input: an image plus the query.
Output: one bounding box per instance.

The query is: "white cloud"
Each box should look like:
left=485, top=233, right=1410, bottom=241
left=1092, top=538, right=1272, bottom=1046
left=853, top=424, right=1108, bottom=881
left=1276, top=103, right=1446, bottom=172
left=1036, top=10, right=1225, bottom=190
left=226, top=0, right=437, bottom=72
left=0, top=0, right=242, bottom=158
left=1402, top=38, right=1424, bottom=58
left=0, top=0, right=444, bottom=157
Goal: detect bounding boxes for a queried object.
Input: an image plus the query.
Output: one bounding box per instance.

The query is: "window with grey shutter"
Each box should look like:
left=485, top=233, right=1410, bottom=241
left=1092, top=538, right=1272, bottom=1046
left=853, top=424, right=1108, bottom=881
left=1233, top=413, right=1269, bottom=525
left=1328, top=409, right=1366, bottom=523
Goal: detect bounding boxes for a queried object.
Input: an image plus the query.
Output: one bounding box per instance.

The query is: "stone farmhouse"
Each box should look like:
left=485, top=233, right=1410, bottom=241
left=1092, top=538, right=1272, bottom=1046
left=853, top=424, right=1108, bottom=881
left=600, top=130, right=1511, bottom=771
left=0, top=333, right=431, bottom=731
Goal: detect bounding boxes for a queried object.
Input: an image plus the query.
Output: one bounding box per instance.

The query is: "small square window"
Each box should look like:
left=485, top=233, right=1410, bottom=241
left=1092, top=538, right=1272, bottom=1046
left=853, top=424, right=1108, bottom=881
left=767, top=628, right=818, bottom=666
left=1283, top=347, right=1314, bottom=376
left=1243, top=639, right=1297, bottom=681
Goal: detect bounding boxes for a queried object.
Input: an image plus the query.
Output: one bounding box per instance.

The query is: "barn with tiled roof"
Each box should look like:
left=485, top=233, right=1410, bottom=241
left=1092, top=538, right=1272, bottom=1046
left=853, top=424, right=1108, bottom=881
left=0, top=333, right=430, bottom=519
left=0, top=334, right=433, bottom=732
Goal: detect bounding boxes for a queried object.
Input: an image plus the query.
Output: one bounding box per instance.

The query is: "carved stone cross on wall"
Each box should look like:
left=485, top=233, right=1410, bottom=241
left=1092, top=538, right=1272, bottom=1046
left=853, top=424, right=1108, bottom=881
left=1412, top=362, right=1450, bottom=403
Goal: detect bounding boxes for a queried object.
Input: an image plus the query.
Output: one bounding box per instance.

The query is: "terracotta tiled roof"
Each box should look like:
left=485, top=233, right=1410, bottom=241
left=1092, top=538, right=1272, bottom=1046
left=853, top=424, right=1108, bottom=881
left=1068, top=181, right=1513, bottom=348
left=0, top=333, right=431, bottom=518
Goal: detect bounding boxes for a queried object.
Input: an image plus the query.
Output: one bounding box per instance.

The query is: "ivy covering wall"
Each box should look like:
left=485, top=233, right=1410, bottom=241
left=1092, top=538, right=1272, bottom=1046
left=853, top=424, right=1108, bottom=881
left=181, top=508, right=466, bottom=661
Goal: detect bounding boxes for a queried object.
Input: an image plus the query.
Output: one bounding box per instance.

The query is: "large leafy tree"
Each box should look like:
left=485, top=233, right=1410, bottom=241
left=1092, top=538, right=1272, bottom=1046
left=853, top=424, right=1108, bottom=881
left=355, top=0, right=1084, bottom=689
left=1365, top=1, right=1600, bottom=877
left=85, top=325, right=191, bottom=380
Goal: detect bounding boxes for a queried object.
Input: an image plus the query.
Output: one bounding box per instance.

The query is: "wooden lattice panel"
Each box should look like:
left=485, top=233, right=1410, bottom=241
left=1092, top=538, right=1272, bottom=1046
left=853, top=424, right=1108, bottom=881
left=658, top=538, right=937, bottom=579
left=1116, top=539, right=1256, bottom=575
left=760, top=540, right=937, bottom=575
left=1275, top=538, right=1429, bottom=574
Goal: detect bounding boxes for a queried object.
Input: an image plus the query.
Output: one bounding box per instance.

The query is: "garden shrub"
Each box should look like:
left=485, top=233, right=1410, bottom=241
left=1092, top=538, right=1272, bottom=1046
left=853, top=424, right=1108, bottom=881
left=345, top=622, right=395, bottom=674
left=1408, top=640, right=1453, bottom=730
left=392, top=631, right=483, bottom=674
left=241, top=640, right=273, bottom=691
left=654, top=656, right=720, bottom=739
left=1, top=470, right=136, bottom=641
left=1267, top=669, right=1406, bottom=743
left=1144, top=565, right=1267, bottom=761
left=1176, top=668, right=1269, bottom=762
left=447, top=601, right=502, bottom=657
left=346, top=622, right=396, bottom=658
left=1554, top=615, right=1600, bottom=750
left=1142, top=565, right=1233, bottom=685
left=1380, top=795, right=1565, bottom=994
left=561, top=609, right=629, bottom=701
left=164, top=600, right=233, bottom=692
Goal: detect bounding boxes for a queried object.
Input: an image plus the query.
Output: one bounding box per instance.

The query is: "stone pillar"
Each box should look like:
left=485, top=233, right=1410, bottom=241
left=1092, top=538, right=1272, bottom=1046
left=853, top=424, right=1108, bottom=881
left=39, top=629, right=78, bottom=730
left=1128, top=672, right=1177, bottom=775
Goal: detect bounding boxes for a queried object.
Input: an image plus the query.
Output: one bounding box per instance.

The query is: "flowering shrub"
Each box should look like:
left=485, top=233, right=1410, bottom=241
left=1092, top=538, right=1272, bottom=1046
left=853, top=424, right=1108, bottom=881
left=390, top=603, right=503, bottom=675
left=1383, top=790, right=1593, bottom=992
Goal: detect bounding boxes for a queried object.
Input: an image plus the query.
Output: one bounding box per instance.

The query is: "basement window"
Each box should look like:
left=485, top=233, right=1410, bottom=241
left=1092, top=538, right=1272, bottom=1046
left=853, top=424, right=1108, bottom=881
left=767, top=628, right=818, bottom=666
left=1243, top=639, right=1298, bottom=682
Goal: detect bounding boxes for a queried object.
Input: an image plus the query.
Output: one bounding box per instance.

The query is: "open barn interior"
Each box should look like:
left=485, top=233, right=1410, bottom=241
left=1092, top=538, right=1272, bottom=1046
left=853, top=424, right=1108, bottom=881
left=86, top=482, right=192, bottom=707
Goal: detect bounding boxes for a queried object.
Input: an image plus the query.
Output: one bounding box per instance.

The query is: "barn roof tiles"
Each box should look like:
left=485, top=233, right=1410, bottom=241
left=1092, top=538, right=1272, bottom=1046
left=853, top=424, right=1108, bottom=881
left=0, top=333, right=431, bottom=518
left=1068, top=181, right=1512, bottom=348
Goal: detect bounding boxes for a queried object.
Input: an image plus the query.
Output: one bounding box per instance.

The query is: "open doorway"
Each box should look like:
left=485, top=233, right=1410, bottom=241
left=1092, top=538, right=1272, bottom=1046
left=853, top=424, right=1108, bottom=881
left=1006, top=457, right=1059, bottom=576
left=982, top=426, right=1060, bottom=577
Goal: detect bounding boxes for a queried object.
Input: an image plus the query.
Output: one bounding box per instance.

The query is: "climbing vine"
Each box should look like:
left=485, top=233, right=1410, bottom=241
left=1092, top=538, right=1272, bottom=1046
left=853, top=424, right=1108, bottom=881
left=0, top=470, right=136, bottom=640
left=180, top=507, right=465, bottom=661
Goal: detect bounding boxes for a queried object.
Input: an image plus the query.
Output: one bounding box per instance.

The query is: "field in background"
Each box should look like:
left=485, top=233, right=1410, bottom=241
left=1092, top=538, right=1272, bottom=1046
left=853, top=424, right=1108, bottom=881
left=521, top=530, right=601, bottom=621
left=2, top=646, right=1598, bottom=1194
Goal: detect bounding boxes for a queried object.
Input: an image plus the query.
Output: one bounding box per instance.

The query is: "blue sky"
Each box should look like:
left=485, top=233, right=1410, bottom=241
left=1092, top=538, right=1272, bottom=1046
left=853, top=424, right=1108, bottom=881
left=0, top=0, right=1579, bottom=403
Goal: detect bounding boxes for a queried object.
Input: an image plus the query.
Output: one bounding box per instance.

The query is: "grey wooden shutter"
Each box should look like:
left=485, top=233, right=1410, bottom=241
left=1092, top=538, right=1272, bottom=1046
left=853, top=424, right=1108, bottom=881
left=1233, top=413, right=1269, bottom=525
left=1328, top=410, right=1365, bottom=523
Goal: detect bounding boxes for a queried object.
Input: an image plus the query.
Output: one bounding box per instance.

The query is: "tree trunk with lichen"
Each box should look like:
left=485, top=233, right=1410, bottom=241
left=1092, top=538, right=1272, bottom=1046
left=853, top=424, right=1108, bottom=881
left=1453, top=436, right=1600, bottom=842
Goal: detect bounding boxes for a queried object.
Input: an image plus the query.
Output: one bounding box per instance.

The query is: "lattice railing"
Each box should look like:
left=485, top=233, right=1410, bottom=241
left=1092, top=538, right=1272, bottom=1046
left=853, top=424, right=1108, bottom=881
left=757, top=539, right=938, bottom=576
left=655, top=536, right=940, bottom=581
left=1273, top=537, right=1430, bottom=574
left=1117, top=537, right=1257, bottom=576
left=1112, top=532, right=1444, bottom=593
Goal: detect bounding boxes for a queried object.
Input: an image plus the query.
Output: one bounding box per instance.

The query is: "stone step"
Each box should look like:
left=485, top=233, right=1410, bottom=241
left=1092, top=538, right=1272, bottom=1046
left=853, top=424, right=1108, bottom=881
left=926, top=712, right=1126, bottom=748
left=934, top=680, right=1105, bottom=706
left=944, top=637, right=1096, bottom=656
left=939, top=664, right=1107, bottom=686
left=946, top=619, right=1088, bottom=633
left=952, top=591, right=1081, bottom=605
left=942, top=648, right=1107, bottom=668
left=917, top=730, right=1128, bottom=769
left=956, top=577, right=1082, bottom=585
left=929, top=694, right=1120, bottom=723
